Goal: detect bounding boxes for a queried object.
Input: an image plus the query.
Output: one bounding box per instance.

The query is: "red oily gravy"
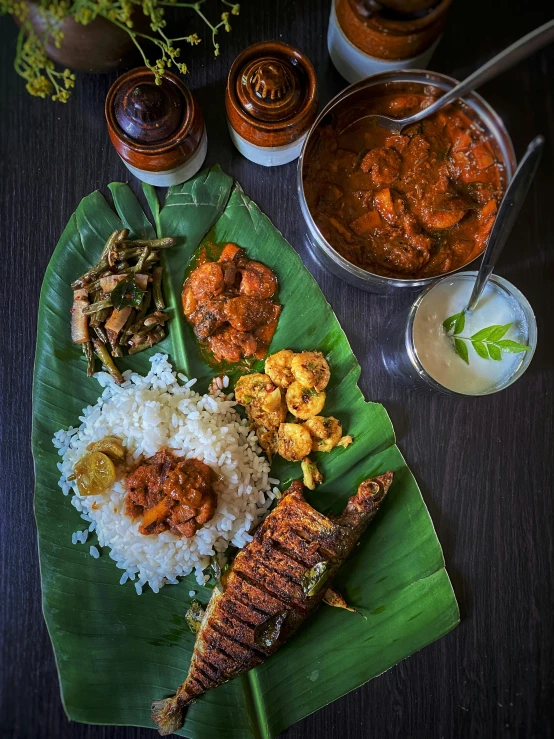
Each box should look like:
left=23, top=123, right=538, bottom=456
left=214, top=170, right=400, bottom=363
left=182, top=243, right=280, bottom=365
left=303, top=91, right=506, bottom=279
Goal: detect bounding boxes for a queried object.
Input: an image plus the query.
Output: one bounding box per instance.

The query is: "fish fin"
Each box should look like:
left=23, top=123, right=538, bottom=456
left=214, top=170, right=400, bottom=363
left=339, top=471, right=393, bottom=528
left=281, top=479, right=304, bottom=499
left=152, top=695, right=186, bottom=736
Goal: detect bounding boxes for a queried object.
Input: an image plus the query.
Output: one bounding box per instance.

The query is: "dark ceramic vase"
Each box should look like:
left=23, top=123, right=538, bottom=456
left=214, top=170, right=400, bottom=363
left=20, top=1, right=150, bottom=73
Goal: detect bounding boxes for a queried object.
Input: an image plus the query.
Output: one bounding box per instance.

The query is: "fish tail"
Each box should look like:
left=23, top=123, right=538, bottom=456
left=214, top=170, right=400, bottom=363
left=152, top=695, right=187, bottom=736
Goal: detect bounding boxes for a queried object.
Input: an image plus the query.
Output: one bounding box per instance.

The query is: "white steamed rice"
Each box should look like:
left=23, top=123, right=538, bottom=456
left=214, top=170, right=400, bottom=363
left=53, top=353, right=280, bottom=594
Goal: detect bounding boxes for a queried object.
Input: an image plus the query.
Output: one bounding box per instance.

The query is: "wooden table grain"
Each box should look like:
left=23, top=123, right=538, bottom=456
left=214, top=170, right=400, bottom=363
left=1, top=1, right=553, bottom=737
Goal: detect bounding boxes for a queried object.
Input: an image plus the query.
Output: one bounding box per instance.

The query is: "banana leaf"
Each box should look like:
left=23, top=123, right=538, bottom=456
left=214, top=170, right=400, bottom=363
left=32, top=165, right=459, bottom=737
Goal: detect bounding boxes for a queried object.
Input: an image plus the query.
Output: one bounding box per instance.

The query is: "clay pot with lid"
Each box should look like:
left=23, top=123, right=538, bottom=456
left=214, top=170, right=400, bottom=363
left=105, top=67, right=207, bottom=187
left=18, top=2, right=150, bottom=73
left=328, top=0, right=451, bottom=83
left=226, top=41, right=318, bottom=167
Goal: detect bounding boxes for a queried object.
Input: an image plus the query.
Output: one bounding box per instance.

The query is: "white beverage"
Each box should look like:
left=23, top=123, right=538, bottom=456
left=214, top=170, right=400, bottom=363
left=412, top=274, right=531, bottom=395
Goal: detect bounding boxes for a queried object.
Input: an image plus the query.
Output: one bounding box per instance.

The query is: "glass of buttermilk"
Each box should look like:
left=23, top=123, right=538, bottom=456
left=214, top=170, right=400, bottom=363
left=381, top=272, right=537, bottom=396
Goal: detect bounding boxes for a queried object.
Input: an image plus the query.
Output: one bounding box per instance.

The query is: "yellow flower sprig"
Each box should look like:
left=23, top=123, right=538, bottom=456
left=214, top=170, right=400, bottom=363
left=0, top=0, right=240, bottom=101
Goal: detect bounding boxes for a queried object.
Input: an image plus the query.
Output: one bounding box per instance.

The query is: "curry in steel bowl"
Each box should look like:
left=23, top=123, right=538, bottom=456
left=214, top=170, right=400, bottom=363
left=302, top=82, right=509, bottom=280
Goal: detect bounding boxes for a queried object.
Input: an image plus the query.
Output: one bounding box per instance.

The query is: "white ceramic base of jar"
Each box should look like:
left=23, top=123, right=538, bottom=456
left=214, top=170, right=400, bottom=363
left=327, top=0, right=441, bottom=84
left=121, top=128, right=208, bottom=187
left=227, top=123, right=306, bottom=167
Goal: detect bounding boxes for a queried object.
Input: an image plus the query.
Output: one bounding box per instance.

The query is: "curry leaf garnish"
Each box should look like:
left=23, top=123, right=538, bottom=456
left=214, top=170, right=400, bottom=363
left=472, top=341, right=488, bottom=360
left=442, top=313, right=531, bottom=365
left=185, top=600, right=205, bottom=634
left=454, top=338, right=469, bottom=364
left=442, top=311, right=464, bottom=332
left=470, top=323, right=511, bottom=342
left=302, top=561, right=330, bottom=597
left=454, top=311, right=466, bottom=335
left=488, top=343, right=502, bottom=361
left=254, top=611, right=288, bottom=648
left=111, top=278, right=145, bottom=309
left=496, top=339, right=533, bottom=353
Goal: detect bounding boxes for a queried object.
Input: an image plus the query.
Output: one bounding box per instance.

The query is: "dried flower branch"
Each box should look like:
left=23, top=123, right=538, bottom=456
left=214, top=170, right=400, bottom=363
left=0, top=0, right=240, bottom=100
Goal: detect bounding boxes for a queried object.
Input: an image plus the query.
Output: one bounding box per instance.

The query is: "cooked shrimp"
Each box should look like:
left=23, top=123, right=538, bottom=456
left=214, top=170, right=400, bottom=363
left=290, top=352, right=330, bottom=392
left=239, top=261, right=278, bottom=300
left=234, top=373, right=274, bottom=406
left=303, top=416, right=343, bottom=453
left=265, top=349, right=296, bottom=388
left=277, top=423, right=312, bottom=462
left=248, top=392, right=287, bottom=432
left=286, top=381, right=326, bottom=420
left=256, top=427, right=278, bottom=456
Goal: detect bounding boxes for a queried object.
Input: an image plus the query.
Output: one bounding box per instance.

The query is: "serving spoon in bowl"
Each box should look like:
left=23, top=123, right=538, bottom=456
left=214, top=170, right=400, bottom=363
left=465, top=134, right=544, bottom=312
left=340, top=19, right=554, bottom=136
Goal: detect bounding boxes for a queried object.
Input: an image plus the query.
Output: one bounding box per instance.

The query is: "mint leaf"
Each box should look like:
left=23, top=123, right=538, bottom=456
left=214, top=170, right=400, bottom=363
left=488, top=343, right=502, bottom=360
left=495, top=340, right=532, bottom=353
left=472, top=340, right=489, bottom=359
left=443, top=311, right=463, bottom=333
left=486, top=323, right=512, bottom=342
left=454, top=338, right=469, bottom=364
left=454, top=311, right=466, bottom=335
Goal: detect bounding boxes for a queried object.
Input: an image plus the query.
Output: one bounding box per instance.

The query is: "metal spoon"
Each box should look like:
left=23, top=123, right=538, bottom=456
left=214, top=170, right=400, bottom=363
left=466, top=134, right=544, bottom=312
left=340, top=19, right=554, bottom=136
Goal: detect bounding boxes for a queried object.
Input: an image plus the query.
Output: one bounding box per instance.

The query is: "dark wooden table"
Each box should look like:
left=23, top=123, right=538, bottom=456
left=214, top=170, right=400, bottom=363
left=1, top=1, right=553, bottom=737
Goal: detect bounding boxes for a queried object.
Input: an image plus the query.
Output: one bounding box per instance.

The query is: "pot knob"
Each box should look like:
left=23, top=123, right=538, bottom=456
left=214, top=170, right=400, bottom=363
left=236, top=56, right=305, bottom=122
left=114, top=80, right=183, bottom=144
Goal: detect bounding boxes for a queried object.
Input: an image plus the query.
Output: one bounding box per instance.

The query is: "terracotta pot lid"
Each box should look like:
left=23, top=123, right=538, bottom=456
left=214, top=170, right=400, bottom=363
left=105, top=67, right=205, bottom=172
left=226, top=41, right=318, bottom=148
left=114, top=79, right=183, bottom=144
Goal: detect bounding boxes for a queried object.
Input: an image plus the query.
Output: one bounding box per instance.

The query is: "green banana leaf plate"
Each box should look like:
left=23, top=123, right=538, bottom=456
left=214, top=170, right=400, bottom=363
left=32, top=165, right=459, bottom=738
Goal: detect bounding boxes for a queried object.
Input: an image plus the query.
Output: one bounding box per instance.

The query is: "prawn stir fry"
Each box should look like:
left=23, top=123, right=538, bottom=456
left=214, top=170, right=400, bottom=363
left=234, top=349, right=353, bottom=488
left=125, top=449, right=217, bottom=537
left=182, top=243, right=281, bottom=364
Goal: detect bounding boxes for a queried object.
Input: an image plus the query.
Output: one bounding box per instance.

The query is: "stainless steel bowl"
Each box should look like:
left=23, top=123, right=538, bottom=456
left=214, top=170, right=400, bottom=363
left=297, top=70, right=517, bottom=294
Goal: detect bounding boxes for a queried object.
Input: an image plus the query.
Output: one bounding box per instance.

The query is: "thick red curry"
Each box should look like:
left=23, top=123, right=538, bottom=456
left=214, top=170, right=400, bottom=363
left=303, top=92, right=505, bottom=278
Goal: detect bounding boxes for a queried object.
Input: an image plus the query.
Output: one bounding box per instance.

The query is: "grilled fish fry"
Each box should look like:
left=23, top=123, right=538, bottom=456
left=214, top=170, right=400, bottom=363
left=152, top=471, right=393, bottom=735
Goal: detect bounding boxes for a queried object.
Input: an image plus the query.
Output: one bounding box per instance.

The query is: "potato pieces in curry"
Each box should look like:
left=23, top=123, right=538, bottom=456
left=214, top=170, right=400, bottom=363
left=235, top=350, right=352, bottom=483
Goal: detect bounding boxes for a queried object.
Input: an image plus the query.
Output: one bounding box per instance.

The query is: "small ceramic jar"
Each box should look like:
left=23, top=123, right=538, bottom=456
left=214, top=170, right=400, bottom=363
left=328, top=0, right=451, bottom=84
left=105, top=67, right=207, bottom=187
left=226, top=41, right=318, bottom=167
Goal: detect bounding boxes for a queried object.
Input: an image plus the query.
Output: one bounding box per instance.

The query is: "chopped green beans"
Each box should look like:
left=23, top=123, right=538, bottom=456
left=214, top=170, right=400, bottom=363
left=70, top=228, right=176, bottom=379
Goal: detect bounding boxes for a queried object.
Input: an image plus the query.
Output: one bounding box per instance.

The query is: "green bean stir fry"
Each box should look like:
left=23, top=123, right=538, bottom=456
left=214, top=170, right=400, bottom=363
left=70, top=229, right=176, bottom=382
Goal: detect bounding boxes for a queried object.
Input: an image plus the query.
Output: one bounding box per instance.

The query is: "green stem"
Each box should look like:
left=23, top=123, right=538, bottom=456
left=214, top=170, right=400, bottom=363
left=98, top=14, right=167, bottom=48
left=159, top=1, right=201, bottom=6
left=13, top=26, right=26, bottom=75
left=192, top=5, right=216, bottom=32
